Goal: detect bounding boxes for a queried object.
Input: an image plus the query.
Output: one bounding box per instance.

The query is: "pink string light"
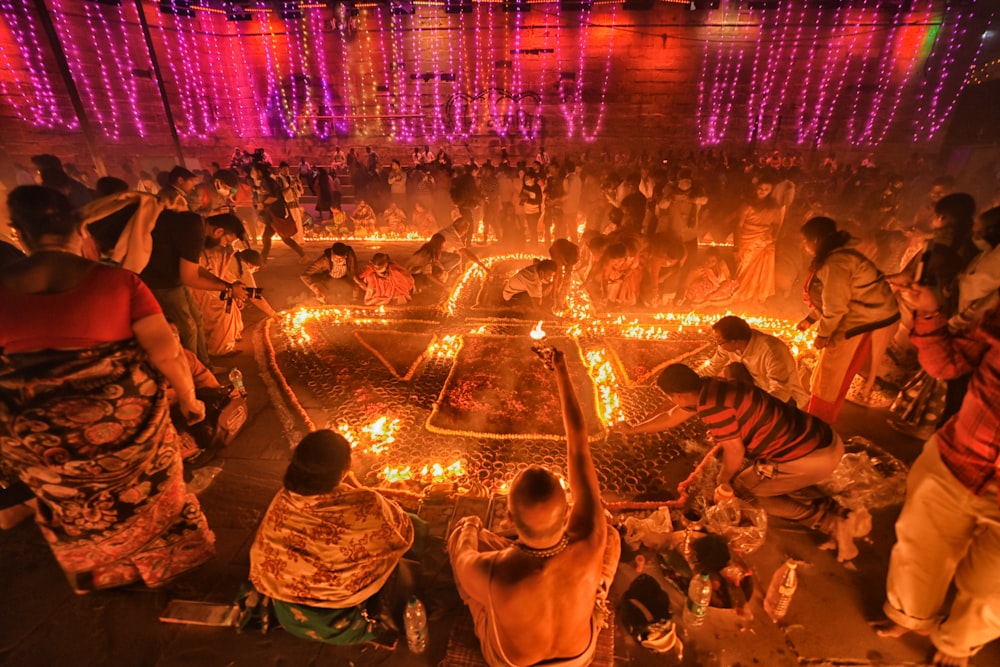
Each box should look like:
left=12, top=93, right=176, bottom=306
left=428, top=7, right=446, bottom=141
left=109, top=2, right=147, bottom=138
left=175, top=7, right=214, bottom=137
left=373, top=7, right=396, bottom=139
left=559, top=6, right=593, bottom=139
left=815, top=9, right=864, bottom=146
left=389, top=10, right=413, bottom=141
left=197, top=8, right=234, bottom=138
left=229, top=15, right=267, bottom=136
left=913, top=2, right=982, bottom=142
left=796, top=2, right=846, bottom=145
left=304, top=9, right=336, bottom=139
left=51, top=0, right=115, bottom=139
left=0, top=1, right=72, bottom=128
left=841, top=10, right=878, bottom=146
left=854, top=1, right=931, bottom=147
left=759, top=0, right=804, bottom=142
left=87, top=1, right=140, bottom=138
left=698, top=2, right=744, bottom=145
left=580, top=4, right=615, bottom=142
left=257, top=5, right=294, bottom=137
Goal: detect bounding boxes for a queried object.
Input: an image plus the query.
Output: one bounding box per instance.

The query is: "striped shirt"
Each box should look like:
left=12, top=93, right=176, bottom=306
left=911, top=307, right=1000, bottom=501
left=696, top=378, right=834, bottom=462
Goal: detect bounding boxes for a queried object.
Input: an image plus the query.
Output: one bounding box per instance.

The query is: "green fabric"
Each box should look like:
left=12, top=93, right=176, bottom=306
left=272, top=599, right=376, bottom=645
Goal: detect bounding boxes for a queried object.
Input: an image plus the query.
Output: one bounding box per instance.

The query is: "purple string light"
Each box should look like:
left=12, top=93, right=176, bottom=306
left=309, top=5, right=336, bottom=139
left=0, top=1, right=70, bottom=128
left=257, top=5, right=295, bottom=137
left=796, top=2, right=846, bottom=145
left=760, top=0, right=804, bottom=141
left=83, top=3, right=130, bottom=141
left=198, top=8, right=234, bottom=138
left=913, top=2, right=982, bottom=142
left=108, top=2, right=146, bottom=137
left=52, top=0, right=114, bottom=138
left=580, top=4, right=615, bottom=143
left=698, top=2, right=744, bottom=145
left=373, top=7, right=396, bottom=139
left=0, top=8, right=28, bottom=123
left=815, top=9, right=864, bottom=146
left=428, top=7, right=446, bottom=141
left=229, top=15, right=267, bottom=136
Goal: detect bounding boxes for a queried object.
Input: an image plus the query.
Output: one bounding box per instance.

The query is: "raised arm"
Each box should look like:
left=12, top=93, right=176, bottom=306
left=551, top=350, right=603, bottom=538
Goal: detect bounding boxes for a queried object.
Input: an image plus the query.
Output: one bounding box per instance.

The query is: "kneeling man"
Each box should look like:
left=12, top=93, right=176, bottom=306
left=250, top=430, right=414, bottom=645
left=449, top=349, right=621, bottom=667
left=623, top=364, right=865, bottom=562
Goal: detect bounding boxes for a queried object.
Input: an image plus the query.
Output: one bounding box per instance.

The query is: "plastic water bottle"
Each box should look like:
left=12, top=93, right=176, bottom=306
left=763, top=559, right=798, bottom=622
left=404, top=596, right=428, bottom=654
left=228, top=368, right=246, bottom=396
left=683, top=571, right=712, bottom=631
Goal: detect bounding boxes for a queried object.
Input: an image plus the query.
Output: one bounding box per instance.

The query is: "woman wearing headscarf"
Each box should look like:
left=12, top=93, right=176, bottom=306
left=798, top=216, right=900, bottom=424
left=0, top=185, right=215, bottom=593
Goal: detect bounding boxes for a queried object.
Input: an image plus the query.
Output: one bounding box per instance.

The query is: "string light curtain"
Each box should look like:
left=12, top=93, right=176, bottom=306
left=0, top=0, right=991, bottom=147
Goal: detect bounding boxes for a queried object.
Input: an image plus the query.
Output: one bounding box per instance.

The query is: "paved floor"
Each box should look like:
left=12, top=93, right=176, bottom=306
left=2, top=240, right=998, bottom=667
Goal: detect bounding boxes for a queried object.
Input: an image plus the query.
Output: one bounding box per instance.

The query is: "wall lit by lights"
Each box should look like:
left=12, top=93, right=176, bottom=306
left=0, top=0, right=992, bottom=147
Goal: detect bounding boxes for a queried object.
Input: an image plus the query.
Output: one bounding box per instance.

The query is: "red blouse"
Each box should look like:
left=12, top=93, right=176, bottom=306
left=0, top=263, right=162, bottom=354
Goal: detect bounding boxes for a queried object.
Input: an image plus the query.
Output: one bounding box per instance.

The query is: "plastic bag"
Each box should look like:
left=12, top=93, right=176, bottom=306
left=821, top=436, right=908, bottom=511
left=703, top=499, right=768, bottom=556
left=621, top=507, right=674, bottom=551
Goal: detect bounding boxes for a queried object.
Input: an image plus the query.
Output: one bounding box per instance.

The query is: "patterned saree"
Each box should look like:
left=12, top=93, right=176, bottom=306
left=0, top=339, right=215, bottom=592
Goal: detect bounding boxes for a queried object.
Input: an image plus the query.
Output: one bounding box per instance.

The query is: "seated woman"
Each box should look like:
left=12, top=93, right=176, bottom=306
left=301, top=242, right=364, bottom=303
left=382, top=202, right=408, bottom=235
left=680, top=248, right=738, bottom=307
left=351, top=200, right=378, bottom=237
left=0, top=185, right=214, bottom=592
left=407, top=233, right=449, bottom=293
left=249, top=430, right=414, bottom=646
left=358, top=252, right=415, bottom=306
left=411, top=201, right=438, bottom=237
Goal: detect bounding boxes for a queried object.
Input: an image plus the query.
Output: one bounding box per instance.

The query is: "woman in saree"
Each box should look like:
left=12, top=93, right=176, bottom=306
left=733, top=177, right=781, bottom=305
left=250, top=430, right=415, bottom=646
left=797, top=216, right=900, bottom=424
left=0, top=185, right=215, bottom=593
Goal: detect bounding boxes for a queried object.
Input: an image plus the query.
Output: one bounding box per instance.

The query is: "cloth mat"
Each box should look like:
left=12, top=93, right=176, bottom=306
left=441, top=609, right=615, bottom=667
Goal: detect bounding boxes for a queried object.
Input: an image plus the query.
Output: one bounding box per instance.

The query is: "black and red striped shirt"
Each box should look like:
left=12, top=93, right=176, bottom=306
left=696, top=378, right=834, bottom=462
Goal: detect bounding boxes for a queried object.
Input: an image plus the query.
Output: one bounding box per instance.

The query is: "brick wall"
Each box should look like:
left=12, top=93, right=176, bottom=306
left=0, top=1, right=993, bottom=183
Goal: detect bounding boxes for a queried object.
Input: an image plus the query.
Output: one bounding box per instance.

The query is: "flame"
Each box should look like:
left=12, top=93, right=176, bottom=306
left=530, top=320, right=546, bottom=341
left=381, top=465, right=413, bottom=483
left=428, top=334, right=462, bottom=359
left=381, top=459, right=466, bottom=485
left=584, top=348, right=626, bottom=425
left=338, top=417, right=400, bottom=456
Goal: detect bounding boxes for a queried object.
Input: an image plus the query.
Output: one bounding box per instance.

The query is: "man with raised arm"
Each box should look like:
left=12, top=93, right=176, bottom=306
left=449, top=349, right=620, bottom=667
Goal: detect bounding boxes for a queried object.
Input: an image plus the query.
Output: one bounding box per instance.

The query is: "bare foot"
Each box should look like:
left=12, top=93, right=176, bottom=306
left=932, top=649, right=968, bottom=667
left=835, top=514, right=860, bottom=562
left=871, top=619, right=911, bottom=638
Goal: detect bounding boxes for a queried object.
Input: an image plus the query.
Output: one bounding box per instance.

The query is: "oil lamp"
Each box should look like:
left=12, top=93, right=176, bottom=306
left=529, top=320, right=556, bottom=370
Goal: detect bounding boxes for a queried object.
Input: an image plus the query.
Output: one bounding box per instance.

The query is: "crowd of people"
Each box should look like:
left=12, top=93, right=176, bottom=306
left=1, top=143, right=1000, bottom=667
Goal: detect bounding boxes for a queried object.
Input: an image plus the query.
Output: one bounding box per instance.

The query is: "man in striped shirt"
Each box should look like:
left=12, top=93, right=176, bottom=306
left=622, top=363, right=865, bottom=562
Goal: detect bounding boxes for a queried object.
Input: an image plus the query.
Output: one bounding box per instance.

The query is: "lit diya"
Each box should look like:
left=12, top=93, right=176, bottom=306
left=529, top=320, right=556, bottom=370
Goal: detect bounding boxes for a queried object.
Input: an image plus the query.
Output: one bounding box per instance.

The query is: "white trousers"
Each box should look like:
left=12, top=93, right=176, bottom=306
left=884, top=436, right=1000, bottom=658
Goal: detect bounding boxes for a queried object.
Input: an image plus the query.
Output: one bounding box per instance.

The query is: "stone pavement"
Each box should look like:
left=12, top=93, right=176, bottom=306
left=2, top=241, right=998, bottom=667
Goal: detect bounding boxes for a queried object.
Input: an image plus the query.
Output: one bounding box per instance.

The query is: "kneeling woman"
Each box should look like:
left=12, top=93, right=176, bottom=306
left=0, top=185, right=215, bottom=593
left=250, top=430, right=416, bottom=644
